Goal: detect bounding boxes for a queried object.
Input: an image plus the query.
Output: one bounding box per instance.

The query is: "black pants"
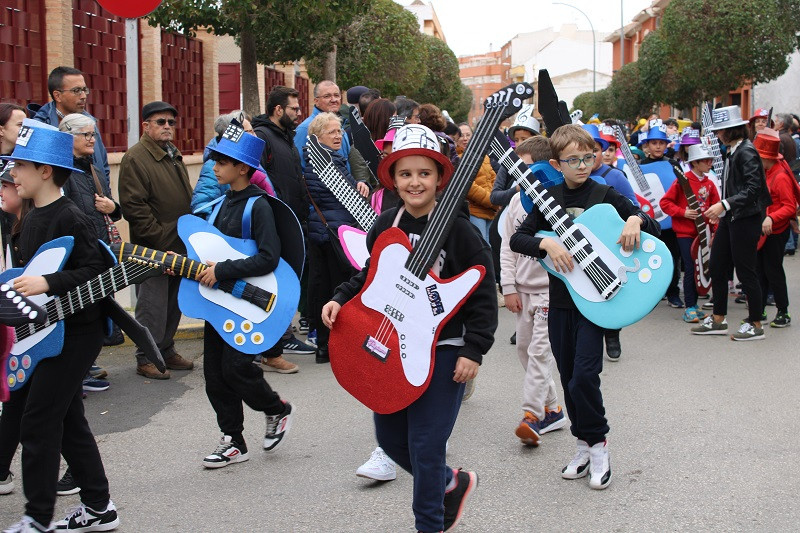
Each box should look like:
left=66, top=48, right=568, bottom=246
left=758, top=228, right=790, bottom=312
left=548, top=308, right=609, bottom=446
left=19, top=322, right=109, bottom=525
left=204, top=323, right=284, bottom=445
left=0, top=388, right=23, bottom=478
left=307, top=240, right=356, bottom=349
left=661, top=228, right=681, bottom=298
left=710, top=214, right=762, bottom=322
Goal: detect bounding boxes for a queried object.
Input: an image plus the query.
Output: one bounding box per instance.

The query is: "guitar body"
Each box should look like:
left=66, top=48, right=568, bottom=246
left=178, top=215, right=300, bottom=354
left=691, top=235, right=712, bottom=296
left=618, top=160, right=676, bottom=229
left=338, top=224, right=369, bottom=270
left=635, top=194, right=656, bottom=219
left=0, top=237, right=73, bottom=391
left=328, top=228, right=485, bottom=414
left=536, top=204, right=672, bottom=329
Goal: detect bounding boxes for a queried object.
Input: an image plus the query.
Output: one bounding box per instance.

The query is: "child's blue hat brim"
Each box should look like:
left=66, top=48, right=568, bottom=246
left=1, top=120, right=82, bottom=173
left=208, top=124, right=266, bottom=169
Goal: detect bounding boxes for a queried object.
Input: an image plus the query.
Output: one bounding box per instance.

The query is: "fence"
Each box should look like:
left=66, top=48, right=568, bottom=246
left=0, top=0, right=47, bottom=107
left=161, top=30, right=204, bottom=153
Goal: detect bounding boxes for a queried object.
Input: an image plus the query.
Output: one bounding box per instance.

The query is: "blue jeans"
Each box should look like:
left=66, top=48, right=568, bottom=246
left=374, top=346, right=465, bottom=533
left=469, top=215, right=492, bottom=243
left=785, top=231, right=797, bottom=252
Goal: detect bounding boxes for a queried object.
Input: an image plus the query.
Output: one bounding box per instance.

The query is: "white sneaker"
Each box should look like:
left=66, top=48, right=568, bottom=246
left=2, top=516, right=50, bottom=532
left=52, top=500, right=119, bottom=531
left=588, top=440, right=612, bottom=489
left=0, top=472, right=13, bottom=495
left=561, top=439, right=590, bottom=479
left=202, top=435, right=249, bottom=469
left=356, top=447, right=397, bottom=481
left=264, top=402, right=294, bottom=452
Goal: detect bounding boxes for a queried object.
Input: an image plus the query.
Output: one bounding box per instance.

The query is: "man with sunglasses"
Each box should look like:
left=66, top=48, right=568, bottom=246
left=118, top=101, right=194, bottom=380
left=33, top=66, right=110, bottom=181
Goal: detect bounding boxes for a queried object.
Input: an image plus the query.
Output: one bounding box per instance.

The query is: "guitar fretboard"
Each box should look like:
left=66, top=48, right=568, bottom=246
left=490, top=131, right=622, bottom=300
left=672, top=165, right=711, bottom=274
left=614, top=126, right=665, bottom=219
left=14, top=259, right=157, bottom=342
left=701, top=102, right=725, bottom=177
left=306, top=143, right=378, bottom=232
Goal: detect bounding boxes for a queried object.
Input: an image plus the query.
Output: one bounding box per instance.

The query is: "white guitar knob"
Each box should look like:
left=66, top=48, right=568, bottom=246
left=638, top=268, right=652, bottom=283
left=648, top=255, right=662, bottom=269
left=642, top=239, right=656, bottom=253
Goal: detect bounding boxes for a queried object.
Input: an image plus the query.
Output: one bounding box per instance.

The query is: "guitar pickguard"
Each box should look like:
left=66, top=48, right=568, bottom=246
left=537, top=204, right=673, bottom=329
left=1, top=237, right=73, bottom=391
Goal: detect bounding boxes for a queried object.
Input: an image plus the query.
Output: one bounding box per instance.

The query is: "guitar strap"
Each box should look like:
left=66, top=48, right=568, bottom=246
left=207, top=195, right=260, bottom=241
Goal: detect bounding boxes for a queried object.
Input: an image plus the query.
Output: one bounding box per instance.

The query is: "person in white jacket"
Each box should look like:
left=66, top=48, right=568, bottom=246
left=501, top=137, right=567, bottom=445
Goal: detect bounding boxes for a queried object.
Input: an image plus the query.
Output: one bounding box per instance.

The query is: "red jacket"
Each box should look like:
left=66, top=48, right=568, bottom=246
left=659, top=170, right=721, bottom=239
left=765, top=162, right=798, bottom=234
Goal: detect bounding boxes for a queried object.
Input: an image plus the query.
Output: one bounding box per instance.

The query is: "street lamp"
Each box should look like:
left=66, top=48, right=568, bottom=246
left=554, top=2, right=596, bottom=93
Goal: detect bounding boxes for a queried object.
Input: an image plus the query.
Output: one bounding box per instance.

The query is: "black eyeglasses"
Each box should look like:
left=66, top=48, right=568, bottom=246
left=284, top=105, right=302, bottom=113
left=150, top=118, right=176, bottom=127
left=559, top=154, right=596, bottom=169
left=72, top=131, right=96, bottom=141
left=59, top=87, right=90, bottom=95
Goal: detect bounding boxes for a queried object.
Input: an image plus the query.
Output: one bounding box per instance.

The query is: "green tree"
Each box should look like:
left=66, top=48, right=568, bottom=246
left=407, top=35, right=462, bottom=112
left=651, top=0, right=800, bottom=107
left=606, top=62, right=655, bottom=121
left=448, top=84, right=473, bottom=124
left=306, top=0, right=427, bottom=97
left=572, top=89, right=611, bottom=120
left=148, top=0, right=367, bottom=116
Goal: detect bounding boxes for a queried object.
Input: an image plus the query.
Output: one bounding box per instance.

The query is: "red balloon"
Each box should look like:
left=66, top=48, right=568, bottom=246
left=97, top=0, right=162, bottom=18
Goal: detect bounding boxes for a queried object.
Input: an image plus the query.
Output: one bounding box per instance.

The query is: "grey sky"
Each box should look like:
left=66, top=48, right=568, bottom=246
left=395, top=0, right=653, bottom=57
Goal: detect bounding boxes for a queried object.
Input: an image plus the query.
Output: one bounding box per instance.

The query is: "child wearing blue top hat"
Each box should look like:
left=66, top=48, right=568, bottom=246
left=2, top=119, right=120, bottom=532
left=195, top=121, right=296, bottom=469
left=640, top=119, right=683, bottom=308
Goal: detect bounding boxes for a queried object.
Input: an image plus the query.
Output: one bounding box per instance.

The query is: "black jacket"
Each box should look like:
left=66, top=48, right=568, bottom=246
left=331, top=208, right=497, bottom=365
left=211, top=185, right=281, bottom=281
left=252, top=115, right=308, bottom=225
left=722, top=139, right=771, bottom=221
left=302, top=144, right=359, bottom=246
left=63, top=157, right=122, bottom=244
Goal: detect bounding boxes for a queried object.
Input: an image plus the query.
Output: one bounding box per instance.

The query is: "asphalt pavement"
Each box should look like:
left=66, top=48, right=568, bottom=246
left=2, top=258, right=800, bottom=532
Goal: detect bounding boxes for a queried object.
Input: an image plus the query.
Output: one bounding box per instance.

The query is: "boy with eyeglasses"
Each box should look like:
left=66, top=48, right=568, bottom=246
left=511, top=125, right=659, bottom=490
left=33, top=66, right=110, bottom=182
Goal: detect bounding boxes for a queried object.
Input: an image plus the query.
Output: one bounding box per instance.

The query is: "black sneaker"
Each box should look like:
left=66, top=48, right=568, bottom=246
left=297, top=317, right=309, bottom=334
left=765, top=294, right=776, bottom=306
left=315, top=346, right=330, bottom=364
left=263, top=402, right=294, bottom=452
left=604, top=334, right=621, bottom=362
left=509, top=332, right=516, bottom=345
left=281, top=335, right=315, bottom=355
left=770, top=312, right=791, bottom=328
left=443, top=469, right=478, bottom=532
left=202, top=435, right=249, bottom=469
left=52, top=500, right=119, bottom=531
left=56, top=469, right=80, bottom=496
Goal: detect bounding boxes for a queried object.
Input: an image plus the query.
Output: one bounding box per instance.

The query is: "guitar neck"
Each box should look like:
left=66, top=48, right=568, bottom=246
left=405, top=93, right=507, bottom=278
left=489, top=132, right=622, bottom=300
left=701, top=103, right=725, bottom=177
left=115, top=243, right=206, bottom=281
left=673, top=166, right=710, bottom=247
left=316, top=163, right=378, bottom=231
left=14, top=260, right=154, bottom=342
left=614, top=126, right=651, bottom=191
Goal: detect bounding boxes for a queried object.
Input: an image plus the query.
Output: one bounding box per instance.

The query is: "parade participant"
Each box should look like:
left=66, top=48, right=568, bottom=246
left=640, top=119, right=683, bottom=308
left=500, top=140, right=566, bottom=445
left=675, top=127, right=702, bottom=165
left=599, top=127, right=619, bottom=167
left=507, top=105, right=540, bottom=145
left=692, top=105, right=771, bottom=340
left=196, top=123, right=295, bottom=469
left=510, top=124, right=660, bottom=490
left=304, top=113, right=369, bottom=365
left=748, top=108, right=772, bottom=138
left=32, top=67, right=110, bottom=181
left=753, top=129, right=796, bottom=327
left=491, top=137, right=551, bottom=207
left=118, top=101, right=194, bottom=379
left=659, top=144, right=721, bottom=323
left=2, top=120, right=119, bottom=532
left=322, top=124, right=496, bottom=532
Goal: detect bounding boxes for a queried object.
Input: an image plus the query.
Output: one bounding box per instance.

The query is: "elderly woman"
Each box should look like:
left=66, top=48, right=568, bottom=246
left=191, top=110, right=274, bottom=217
left=59, top=113, right=121, bottom=245
left=303, top=112, right=369, bottom=364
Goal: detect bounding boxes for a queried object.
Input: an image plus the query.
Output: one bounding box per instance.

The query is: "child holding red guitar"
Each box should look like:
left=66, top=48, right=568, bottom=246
left=322, top=125, right=497, bottom=532
left=659, top=144, right=721, bottom=323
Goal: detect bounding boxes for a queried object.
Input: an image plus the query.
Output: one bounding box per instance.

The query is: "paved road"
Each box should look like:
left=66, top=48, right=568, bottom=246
left=3, top=259, right=800, bottom=532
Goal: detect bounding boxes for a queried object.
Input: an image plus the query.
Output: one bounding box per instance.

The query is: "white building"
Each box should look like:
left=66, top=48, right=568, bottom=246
left=753, top=50, right=800, bottom=114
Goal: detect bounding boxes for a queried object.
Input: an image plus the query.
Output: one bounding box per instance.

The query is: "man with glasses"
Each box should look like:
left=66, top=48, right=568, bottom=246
left=119, top=101, right=194, bottom=380
left=34, top=66, right=110, bottom=180
left=293, top=80, right=371, bottom=183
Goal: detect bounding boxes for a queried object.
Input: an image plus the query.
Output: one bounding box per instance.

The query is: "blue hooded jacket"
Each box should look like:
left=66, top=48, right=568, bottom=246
left=33, top=101, right=110, bottom=180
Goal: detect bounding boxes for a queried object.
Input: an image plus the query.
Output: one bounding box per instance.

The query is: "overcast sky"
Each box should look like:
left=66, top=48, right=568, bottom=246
left=395, top=0, right=653, bottom=57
